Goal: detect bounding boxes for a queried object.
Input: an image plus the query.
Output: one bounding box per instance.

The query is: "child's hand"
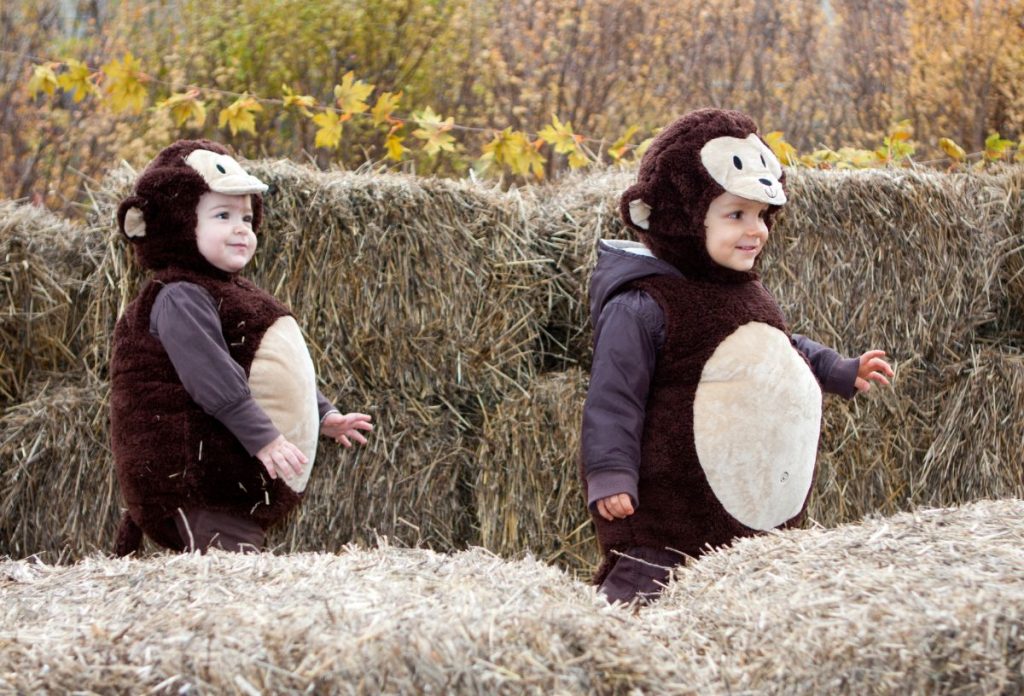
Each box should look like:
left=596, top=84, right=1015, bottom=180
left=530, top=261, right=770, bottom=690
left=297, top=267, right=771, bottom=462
left=597, top=493, right=635, bottom=521
left=855, top=350, right=894, bottom=392
left=256, top=434, right=308, bottom=481
left=321, top=412, right=374, bottom=448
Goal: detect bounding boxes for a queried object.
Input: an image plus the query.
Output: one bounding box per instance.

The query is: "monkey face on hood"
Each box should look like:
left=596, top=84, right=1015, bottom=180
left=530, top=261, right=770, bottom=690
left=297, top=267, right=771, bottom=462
left=619, top=108, right=787, bottom=282
left=116, top=139, right=268, bottom=275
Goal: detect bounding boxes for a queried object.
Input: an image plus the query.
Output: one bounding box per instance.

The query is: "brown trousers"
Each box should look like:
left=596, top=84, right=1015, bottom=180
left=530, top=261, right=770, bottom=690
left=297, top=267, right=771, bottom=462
left=599, top=547, right=684, bottom=604
left=173, top=508, right=265, bottom=553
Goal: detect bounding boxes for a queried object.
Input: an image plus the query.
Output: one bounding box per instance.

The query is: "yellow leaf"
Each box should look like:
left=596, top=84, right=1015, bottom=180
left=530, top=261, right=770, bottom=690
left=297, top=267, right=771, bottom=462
left=1014, top=141, right=1024, bottom=164
left=984, top=132, right=1013, bottom=161
left=634, top=136, right=655, bottom=161
left=412, top=107, right=456, bottom=155
left=763, top=131, right=799, bottom=166
left=608, top=125, right=640, bottom=161
left=101, top=52, right=148, bottom=114
left=158, top=90, right=207, bottom=129
left=217, top=95, right=262, bottom=136
left=281, top=84, right=316, bottom=117
left=312, top=110, right=343, bottom=149
left=482, top=127, right=518, bottom=167
left=57, top=59, right=95, bottom=102
left=567, top=148, right=590, bottom=169
left=334, top=71, right=374, bottom=116
left=888, top=119, right=913, bottom=142
left=538, top=114, right=580, bottom=154
left=372, top=91, right=402, bottom=126
left=28, top=63, right=59, bottom=98
left=385, top=131, right=407, bottom=161
left=938, top=137, right=966, bottom=162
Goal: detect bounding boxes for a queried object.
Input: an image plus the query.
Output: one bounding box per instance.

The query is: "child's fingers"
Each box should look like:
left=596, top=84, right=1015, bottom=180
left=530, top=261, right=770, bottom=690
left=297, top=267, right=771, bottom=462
left=348, top=430, right=369, bottom=445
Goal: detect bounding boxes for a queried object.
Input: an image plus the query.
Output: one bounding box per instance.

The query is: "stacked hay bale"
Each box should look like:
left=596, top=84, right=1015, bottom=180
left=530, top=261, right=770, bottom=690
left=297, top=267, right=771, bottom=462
left=0, top=202, right=104, bottom=404
left=473, top=369, right=596, bottom=578
left=2, top=162, right=1023, bottom=568
left=0, top=376, right=114, bottom=560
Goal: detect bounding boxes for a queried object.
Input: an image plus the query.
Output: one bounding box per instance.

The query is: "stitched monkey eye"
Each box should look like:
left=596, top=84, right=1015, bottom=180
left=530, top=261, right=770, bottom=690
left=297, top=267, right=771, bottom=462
left=732, top=156, right=743, bottom=170
left=216, top=163, right=227, bottom=174
left=760, top=154, right=766, bottom=167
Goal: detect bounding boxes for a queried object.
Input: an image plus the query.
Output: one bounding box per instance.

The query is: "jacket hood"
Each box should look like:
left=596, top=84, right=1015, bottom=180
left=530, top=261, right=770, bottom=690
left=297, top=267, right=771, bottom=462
left=589, top=240, right=681, bottom=328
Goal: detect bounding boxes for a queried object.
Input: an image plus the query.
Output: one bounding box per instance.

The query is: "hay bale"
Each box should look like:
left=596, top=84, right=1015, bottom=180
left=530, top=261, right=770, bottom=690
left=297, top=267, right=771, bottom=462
left=0, top=377, right=477, bottom=559
left=995, top=167, right=1024, bottom=340
left=526, top=169, right=634, bottom=370
left=0, top=376, right=117, bottom=561
left=650, top=499, right=1024, bottom=694
left=1, top=500, right=1021, bottom=694
left=0, top=547, right=687, bottom=694
left=268, top=389, right=478, bottom=552
left=0, top=202, right=103, bottom=404
left=918, top=346, right=1024, bottom=505
left=474, top=369, right=597, bottom=577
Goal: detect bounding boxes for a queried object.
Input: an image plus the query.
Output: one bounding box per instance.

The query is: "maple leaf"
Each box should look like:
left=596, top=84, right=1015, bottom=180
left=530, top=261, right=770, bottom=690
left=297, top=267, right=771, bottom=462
left=312, top=110, right=343, bottom=149
left=101, top=52, right=148, bottom=114
left=763, top=131, right=799, bottom=166
left=512, top=135, right=546, bottom=179
left=57, top=59, right=95, bottom=102
left=281, top=84, right=316, bottom=117
left=984, top=132, right=1013, bottom=161
left=608, top=125, right=640, bottom=161
left=538, top=114, right=582, bottom=155
left=158, top=90, right=207, bottom=128
left=633, top=136, right=655, bottom=161
left=412, top=107, right=456, bottom=155
left=938, top=137, right=966, bottom=162
left=567, top=148, right=590, bottom=169
left=27, top=63, right=59, bottom=98
left=385, top=131, right=407, bottom=161
left=218, top=95, right=263, bottom=136
left=372, top=91, right=402, bottom=126
left=334, top=71, right=374, bottom=116
left=482, top=127, right=518, bottom=167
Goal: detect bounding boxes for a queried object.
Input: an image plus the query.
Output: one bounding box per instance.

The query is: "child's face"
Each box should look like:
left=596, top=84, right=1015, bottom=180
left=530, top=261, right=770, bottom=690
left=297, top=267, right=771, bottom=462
left=703, top=191, right=770, bottom=271
left=195, top=191, right=256, bottom=273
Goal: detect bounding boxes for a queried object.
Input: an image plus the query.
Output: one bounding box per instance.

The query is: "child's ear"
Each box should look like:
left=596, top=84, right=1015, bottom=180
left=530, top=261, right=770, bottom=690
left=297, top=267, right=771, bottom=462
left=117, top=196, right=148, bottom=239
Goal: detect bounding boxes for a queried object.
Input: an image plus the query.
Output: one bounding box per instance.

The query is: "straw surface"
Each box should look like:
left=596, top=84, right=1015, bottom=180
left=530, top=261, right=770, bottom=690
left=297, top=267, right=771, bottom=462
left=2, top=499, right=1020, bottom=694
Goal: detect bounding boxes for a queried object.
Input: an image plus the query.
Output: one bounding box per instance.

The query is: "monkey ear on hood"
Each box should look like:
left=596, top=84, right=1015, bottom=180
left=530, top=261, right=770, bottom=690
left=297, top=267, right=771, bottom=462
left=620, top=183, right=652, bottom=231
left=117, top=195, right=148, bottom=239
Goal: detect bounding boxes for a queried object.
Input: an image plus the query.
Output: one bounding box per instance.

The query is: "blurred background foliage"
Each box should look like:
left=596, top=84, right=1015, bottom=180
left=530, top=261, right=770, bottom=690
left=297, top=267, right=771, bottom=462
left=2, top=0, right=1023, bottom=216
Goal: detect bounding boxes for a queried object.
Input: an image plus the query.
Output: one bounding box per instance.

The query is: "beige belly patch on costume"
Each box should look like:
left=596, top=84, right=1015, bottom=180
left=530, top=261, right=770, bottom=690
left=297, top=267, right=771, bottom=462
left=248, top=315, right=319, bottom=493
left=693, top=321, right=823, bottom=530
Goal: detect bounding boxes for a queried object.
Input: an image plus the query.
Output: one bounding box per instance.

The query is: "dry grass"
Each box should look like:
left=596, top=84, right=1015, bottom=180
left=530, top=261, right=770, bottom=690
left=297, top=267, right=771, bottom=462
left=1, top=499, right=1020, bottom=694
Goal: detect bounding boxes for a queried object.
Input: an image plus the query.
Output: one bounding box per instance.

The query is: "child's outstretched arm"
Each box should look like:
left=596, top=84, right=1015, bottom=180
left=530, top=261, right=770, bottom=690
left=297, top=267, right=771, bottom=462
left=854, top=350, right=894, bottom=392
left=320, top=411, right=373, bottom=448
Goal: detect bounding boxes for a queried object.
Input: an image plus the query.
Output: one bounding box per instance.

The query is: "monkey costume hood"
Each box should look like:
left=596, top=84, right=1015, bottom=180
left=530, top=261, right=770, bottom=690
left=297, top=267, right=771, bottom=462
left=586, top=109, right=823, bottom=583
left=110, top=140, right=320, bottom=555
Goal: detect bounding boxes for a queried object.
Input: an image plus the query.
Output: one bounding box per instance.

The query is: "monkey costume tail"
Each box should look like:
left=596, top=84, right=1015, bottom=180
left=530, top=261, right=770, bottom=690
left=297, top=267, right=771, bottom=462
left=114, top=511, right=143, bottom=557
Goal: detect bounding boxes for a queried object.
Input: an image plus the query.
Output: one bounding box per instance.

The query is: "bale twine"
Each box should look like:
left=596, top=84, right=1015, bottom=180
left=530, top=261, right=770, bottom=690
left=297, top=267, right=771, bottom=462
left=2, top=500, right=1020, bottom=694
left=473, top=369, right=597, bottom=577
left=0, top=376, right=116, bottom=561
left=918, top=346, right=1024, bottom=505
left=0, top=202, right=103, bottom=404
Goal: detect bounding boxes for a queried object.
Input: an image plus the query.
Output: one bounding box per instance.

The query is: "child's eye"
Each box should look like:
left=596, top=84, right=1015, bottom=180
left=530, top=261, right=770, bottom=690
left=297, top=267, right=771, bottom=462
left=728, top=211, right=743, bottom=220
left=243, top=215, right=254, bottom=224
left=215, top=212, right=230, bottom=220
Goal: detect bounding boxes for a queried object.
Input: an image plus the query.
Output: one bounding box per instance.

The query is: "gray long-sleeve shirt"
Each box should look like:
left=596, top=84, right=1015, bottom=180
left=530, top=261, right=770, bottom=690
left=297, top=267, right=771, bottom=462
left=581, top=240, right=860, bottom=510
left=150, top=282, right=337, bottom=456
